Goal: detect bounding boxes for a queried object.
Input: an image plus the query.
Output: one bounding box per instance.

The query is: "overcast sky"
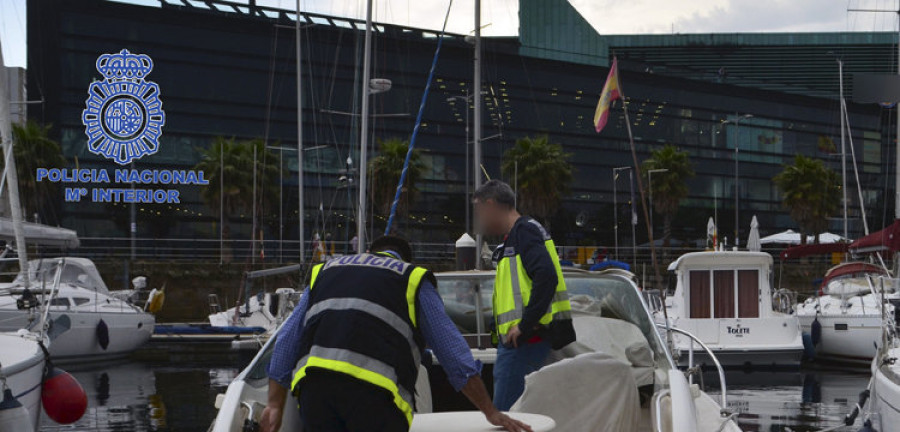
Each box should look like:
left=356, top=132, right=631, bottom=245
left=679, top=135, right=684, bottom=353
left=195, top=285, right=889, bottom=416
left=1, top=0, right=898, bottom=68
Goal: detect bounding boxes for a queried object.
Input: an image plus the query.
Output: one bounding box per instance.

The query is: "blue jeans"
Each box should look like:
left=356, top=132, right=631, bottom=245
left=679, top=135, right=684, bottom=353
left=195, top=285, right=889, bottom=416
left=492, top=340, right=551, bottom=411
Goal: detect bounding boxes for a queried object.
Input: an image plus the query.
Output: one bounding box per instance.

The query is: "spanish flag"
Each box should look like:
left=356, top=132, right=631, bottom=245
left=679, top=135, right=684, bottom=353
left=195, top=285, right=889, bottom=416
left=594, top=57, right=621, bottom=133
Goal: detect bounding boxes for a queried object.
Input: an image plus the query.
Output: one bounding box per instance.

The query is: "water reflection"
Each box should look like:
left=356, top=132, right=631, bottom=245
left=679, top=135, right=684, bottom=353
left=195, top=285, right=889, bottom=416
left=39, top=359, right=245, bottom=432
left=704, top=369, right=870, bottom=432
left=38, top=359, right=873, bottom=431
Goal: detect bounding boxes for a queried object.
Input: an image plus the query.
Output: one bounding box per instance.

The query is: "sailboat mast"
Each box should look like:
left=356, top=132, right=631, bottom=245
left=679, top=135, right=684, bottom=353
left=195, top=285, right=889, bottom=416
left=0, top=44, right=29, bottom=284
left=356, top=0, right=373, bottom=253
left=296, top=0, right=305, bottom=262
left=839, top=58, right=848, bottom=238
left=473, top=0, right=483, bottom=269
left=896, top=10, right=900, bottom=220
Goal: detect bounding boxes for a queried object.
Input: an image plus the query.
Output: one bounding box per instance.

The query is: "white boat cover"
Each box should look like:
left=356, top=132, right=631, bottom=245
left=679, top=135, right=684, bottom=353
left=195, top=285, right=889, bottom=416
left=0, top=217, right=79, bottom=248
left=511, top=352, right=641, bottom=432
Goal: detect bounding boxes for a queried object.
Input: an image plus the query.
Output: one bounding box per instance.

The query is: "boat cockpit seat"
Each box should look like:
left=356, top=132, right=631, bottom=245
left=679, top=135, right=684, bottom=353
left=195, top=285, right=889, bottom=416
left=512, top=352, right=641, bottom=432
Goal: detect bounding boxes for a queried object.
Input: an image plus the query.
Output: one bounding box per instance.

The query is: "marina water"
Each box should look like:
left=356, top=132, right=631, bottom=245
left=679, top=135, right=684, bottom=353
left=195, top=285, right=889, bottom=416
left=37, top=357, right=869, bottom=432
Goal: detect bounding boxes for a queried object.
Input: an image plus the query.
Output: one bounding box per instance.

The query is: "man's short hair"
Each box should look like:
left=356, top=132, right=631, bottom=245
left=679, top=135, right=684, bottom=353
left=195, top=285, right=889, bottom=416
left=473, top=179, right=516, bottom=210
left=369, top=235, right=413, bottom=262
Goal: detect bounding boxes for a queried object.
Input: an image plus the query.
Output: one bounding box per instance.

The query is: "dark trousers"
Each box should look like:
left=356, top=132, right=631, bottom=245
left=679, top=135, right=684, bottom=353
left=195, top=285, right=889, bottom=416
left=298, top=369, right=409, bottom=432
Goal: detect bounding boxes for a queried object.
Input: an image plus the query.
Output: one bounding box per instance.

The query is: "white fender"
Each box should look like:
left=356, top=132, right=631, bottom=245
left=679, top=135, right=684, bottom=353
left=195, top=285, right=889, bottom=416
left=0, top=389, right=35, bottom=432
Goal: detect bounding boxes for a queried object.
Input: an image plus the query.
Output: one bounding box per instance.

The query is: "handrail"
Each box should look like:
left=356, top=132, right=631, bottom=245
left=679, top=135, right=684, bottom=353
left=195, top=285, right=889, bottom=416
left=38, top=258, right=65, bottom=340
left=655, top=323, right=729, bottom=411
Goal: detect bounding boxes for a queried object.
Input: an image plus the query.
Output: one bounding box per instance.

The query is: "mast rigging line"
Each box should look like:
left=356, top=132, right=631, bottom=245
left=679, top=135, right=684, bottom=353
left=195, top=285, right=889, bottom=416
left=383, top=0, right=455, bottom=235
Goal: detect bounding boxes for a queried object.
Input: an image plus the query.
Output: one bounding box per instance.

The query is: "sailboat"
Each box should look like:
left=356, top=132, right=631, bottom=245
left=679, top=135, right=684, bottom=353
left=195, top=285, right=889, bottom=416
left=0, top=43, right=88, bottom=431
left=792, top=57, right=893, bottom=365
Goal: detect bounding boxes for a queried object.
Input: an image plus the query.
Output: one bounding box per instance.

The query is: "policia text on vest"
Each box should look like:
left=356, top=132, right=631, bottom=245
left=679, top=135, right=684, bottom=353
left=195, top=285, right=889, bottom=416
left=292, top=254, right=432, bottom=425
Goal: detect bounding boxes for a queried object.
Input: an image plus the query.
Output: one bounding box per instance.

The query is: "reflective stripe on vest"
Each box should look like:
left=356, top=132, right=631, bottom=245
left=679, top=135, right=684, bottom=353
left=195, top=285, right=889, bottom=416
left=494, top=238, right=572, bottom=343
left=303, top=297, right=421, bottom=369
left=290, top=345, right=416, bottom=424
left=310, top=262, right=425, bottom=328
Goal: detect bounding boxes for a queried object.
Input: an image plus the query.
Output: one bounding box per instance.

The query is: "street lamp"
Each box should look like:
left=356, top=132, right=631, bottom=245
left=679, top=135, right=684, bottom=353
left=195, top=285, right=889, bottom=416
left=647, top=168, right=669, bottom=245
left=447, top=90, right=473, bottom=233
left=612, top=166, right=632, bottom=261
left=721, top=113, right=753, bottom=247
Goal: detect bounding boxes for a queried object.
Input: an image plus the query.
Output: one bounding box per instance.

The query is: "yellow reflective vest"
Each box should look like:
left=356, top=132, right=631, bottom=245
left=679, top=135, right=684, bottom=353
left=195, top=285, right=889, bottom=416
left=493, top=217, right=574, bottom=348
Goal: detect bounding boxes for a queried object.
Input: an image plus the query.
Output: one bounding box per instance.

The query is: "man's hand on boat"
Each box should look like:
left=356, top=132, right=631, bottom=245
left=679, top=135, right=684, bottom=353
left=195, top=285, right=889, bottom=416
left=259, top=404, right=282, bottom=432
left=260, top=381, right=286, bottom=432
left=461, top=375, right=533, bottom=432
left=486, top=409, right=534, bottom=432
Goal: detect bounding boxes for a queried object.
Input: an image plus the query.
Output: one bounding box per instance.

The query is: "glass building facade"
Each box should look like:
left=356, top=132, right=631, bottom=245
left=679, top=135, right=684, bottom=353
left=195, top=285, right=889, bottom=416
left=26, top=0, right=892, bottom=256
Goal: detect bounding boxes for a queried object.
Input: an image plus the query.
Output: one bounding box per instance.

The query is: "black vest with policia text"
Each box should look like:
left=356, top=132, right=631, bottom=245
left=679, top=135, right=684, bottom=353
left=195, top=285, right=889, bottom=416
left=290, top=252, right=436, bottom=425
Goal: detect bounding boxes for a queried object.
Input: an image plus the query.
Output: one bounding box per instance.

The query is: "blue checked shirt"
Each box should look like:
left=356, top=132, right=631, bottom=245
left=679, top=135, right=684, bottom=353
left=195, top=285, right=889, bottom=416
left=267, top=280, right=482, bottom=391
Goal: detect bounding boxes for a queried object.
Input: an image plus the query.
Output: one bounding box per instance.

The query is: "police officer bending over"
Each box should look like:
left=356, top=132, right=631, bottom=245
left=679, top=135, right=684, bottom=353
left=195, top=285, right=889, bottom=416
left=261, top=235, right=531, bottom=432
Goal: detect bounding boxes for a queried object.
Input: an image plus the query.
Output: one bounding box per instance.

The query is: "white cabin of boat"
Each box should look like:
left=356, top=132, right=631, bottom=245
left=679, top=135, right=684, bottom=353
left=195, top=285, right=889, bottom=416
left=663, top=251, right=803, bottom=367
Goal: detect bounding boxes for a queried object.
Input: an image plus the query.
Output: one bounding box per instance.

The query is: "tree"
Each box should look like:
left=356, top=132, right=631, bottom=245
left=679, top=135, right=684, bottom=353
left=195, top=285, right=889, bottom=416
left=641, top=144, right=694, bottom=248
left=8, top=121, right=66, bottom=220
left=369, top=138, right=424, bottom=226
left=194, top=137, right=280, bottom=249
left=773, top=154, right=840, bottom=245
left=501, top=135, right=573, bottom=228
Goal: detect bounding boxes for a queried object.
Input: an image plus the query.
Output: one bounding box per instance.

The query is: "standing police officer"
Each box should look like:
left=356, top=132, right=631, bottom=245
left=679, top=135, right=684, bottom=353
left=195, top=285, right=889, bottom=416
left=472, top=180, right=576, bottom=411
left=260, top=235, right=531, bottom=432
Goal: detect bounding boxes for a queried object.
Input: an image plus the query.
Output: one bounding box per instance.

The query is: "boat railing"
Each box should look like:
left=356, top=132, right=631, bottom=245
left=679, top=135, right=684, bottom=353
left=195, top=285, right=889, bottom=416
left=35, top=258, right=65, bottom=340
left=655, top=323, right=729, bottom=413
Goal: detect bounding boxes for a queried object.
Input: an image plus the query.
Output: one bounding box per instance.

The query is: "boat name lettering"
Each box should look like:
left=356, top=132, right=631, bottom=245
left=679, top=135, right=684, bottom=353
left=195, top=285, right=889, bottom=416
left=726, top=326, right=750, bottom=335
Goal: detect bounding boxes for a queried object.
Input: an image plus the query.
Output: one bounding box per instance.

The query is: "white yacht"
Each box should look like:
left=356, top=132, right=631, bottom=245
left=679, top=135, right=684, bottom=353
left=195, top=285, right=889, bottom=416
left=0, top=258, right=156, bottom=361
left=0, top=331, right=46, bottom=431
left=656, top=251, right=804, bottom=368
left=794, top=261, right=895, bottom=364
left=207, top=287, right=300, bottom=331
left=208, top=270, right=741, bottom=432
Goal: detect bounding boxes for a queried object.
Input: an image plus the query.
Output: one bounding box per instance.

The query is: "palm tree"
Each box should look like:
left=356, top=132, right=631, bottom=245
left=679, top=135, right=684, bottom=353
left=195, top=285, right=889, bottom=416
left=369, top=138, right=424, bottom=225
left=773, top=154, right=840, bottom=245
left=501, top=135, right=573, bottom=228
left=195, top=137, right=280, bottom=253
left=641, top=144, right=694, bottom=248
left=8, top=121, right=66, bottom=220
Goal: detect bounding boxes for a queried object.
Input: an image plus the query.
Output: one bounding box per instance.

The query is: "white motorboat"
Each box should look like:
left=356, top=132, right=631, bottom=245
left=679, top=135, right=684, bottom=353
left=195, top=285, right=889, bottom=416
left=208, top=287, right=300, bottom=331
left=433, top=269, right=742, bottom=432
left=654, top=251, right=804, bottom=368
left=0, top=331, right=46, bottom=431
left=794, top=261, right=895, bottom=364
left=0, top=258, right=156, bottom=361
left=208, top=269, right=741, bottom=431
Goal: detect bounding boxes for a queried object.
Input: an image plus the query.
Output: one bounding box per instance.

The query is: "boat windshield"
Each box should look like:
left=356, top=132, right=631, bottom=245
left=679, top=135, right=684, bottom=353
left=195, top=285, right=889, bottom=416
left=435, top=272, right=670, bottom=366
left=14, top=259, right=109, bottom=294
left=563, top=274, right=668, bottom=361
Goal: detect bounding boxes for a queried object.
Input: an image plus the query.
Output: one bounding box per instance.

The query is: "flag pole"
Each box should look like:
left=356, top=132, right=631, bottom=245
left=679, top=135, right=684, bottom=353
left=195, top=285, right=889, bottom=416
left=617, top=64, right=663, bottom=292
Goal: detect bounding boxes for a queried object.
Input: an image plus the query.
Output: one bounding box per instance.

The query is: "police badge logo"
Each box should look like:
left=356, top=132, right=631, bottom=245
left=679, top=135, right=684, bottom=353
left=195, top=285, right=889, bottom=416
left=81, top=49, right=165, bottom=165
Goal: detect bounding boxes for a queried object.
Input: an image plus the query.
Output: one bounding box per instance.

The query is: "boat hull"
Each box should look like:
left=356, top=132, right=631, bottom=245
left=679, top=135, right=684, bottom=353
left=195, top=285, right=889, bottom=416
left=871, top=351, right=900, bottom=430
left=0, top=309, right=154, bottom=361
left=797, top=313, right=882, bottom=364
left=664, top=316, right=804, bottom=368
left=0, top=334, right=45, bottom=431
left=675, top=346, right=803, bottom=369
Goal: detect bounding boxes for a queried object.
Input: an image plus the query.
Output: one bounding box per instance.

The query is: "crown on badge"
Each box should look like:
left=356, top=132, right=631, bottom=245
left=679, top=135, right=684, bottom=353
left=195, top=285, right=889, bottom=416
left=95, top=49, right=153, bottom=80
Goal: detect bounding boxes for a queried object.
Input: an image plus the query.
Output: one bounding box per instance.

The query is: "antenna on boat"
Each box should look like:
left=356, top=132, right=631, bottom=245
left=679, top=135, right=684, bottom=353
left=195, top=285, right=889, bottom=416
left=473, top=0, right=484, bottom=269
left=356, top=0, right=373, bottom=254
left=295, top=0, right=305, bottom=262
